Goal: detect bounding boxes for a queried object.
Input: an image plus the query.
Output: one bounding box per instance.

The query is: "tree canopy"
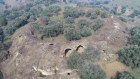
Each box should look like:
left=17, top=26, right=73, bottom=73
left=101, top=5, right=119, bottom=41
left=114, top=71, right=136, bottom=79
left=118, top=45, right=140, bottom=68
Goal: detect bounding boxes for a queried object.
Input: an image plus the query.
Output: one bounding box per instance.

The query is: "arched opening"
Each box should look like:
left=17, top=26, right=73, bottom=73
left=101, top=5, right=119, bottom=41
left=76, top=45, right=84, bottom=51
left=65, top=49, right=72, bottom=57
left=76, top=45, right=84, bottom=54
left=0, top=71, right=3, bottom=79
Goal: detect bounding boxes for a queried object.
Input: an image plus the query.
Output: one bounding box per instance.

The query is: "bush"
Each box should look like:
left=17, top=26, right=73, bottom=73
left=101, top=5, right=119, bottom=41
left=28, top=15, right=36, bottom=22
left=40, top=16, right=50, bottom=25
left=63, top=24, right=75, bottom=29
left=49, top=5, right=61, bottom=13
left=41, top=8, right=53, bottom=17
left=0, top=18, right=7, bottom=26
left=114, top=71, right=136, bottom=79
left=78, top=19, right=90, bottom=29
left=67, top=50, right=84, bottom=69
left=130, top=26, right=140, bottom=46
left=78, top=62, right=106, bottom=79
left=93, top=19, right=104, bottom=31
left=0, top=27, right=4, bottom=42
left=79, top=10, right=85, bottom=16
left=80, top=27, right=92, bottom=37
left=64, top=27, right=81, bottom=41
left=43, top=20, right=64, bottom=37
left=118, top=45, right=140, bottom=68
left=90, top=13, right=97, bottom=19
left=95, top=9, right=100, bottom=15
left=65, top=17, right=75, bottom=24
left=63, top=6, right=79, bottom=18
left=101, top=12, right=108, bottom=18
left=119, top=17, right=127, bottom=22
left=82, top=45, right=100, bottom=60
left=4, top=26, right=16, bottom=35
left=86, top=10, right=93, bottom=17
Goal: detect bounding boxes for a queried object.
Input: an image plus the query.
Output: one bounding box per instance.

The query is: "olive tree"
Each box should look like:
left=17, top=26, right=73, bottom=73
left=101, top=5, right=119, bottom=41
left=67, top=50, right=84, bottom=69
left=78, top=62, right=106, bottom=79
left=80, top=27, right=92, bottom=37
left=114, top=71, right=136, bottom=79
left=130, top=26, right=140, bottom=46
left=93, top=19, right=104, bottom=31
left=118, top=45, right=140, bottom=68
left=64, top=27, right=81, bottom=41
left=78, top=19, right=90, bottom=29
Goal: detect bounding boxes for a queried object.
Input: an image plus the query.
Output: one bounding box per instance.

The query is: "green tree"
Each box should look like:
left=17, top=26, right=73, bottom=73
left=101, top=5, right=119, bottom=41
left=118, top=45, right=140, bottom=68
left=80, top=27, right=92, bottom=37
left=28, top=15, right=36, bottom=22
left=114, top=71, right=136, bottom=79
left=0, top=27, right=4, bottom=42
left=93, top=19, right=104, bottom=31
left=101, top=12, right=108, bottom=18
left=64, top=27, right=81, bottom=41
left=130, top=26, right=140, bottom=46
left=119, top=17, right=127, bottom=22
left=79, top=10, right=85, bottom=16
left=40, top=16, right=50, bottom=25
left=49, top=5, right=61, bottom=13
left=90, top=13, right=97, bottom=19
left=86, top=10, right=92, bottom=17
left=67, top=50, right=84, bottom=69
left=78, top=62, right=106, bottom=79
left=63, top=6, right=79, bottom=18
left=65, top=17, right=75, bottom=24
left=95, top=9, right=100, bottom=15
left=0, top=18, right=7, bottom=26
left=78, top=19, right=90, bottom=29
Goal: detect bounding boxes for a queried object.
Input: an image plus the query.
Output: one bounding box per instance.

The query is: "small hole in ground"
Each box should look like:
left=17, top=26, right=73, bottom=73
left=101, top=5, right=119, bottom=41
left=49, top=44, right=54, bottom=45
left=67, top=73, right=70, bottom=75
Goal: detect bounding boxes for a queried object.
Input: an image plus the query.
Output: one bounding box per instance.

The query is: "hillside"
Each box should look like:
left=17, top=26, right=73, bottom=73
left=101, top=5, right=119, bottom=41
left=0, top=0, right=140, bottom=79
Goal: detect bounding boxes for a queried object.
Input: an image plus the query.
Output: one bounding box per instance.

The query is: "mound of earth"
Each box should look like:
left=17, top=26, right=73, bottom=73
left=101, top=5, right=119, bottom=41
left=0, top=13, right=130, bottom=79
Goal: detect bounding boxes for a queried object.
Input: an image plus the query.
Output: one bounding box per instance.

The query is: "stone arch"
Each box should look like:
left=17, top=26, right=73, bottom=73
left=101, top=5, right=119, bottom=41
left=64, top=49, right=72, bottom=57
left=76, top=45, right=84, bottom=53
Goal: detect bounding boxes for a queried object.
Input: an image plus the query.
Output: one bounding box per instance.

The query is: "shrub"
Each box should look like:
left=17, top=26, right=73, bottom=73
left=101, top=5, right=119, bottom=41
left=118, top=45, right=140, bottom=68
left=86, top=10, right=93, bottom=17
left=78, top=19, right=90, bottom=29
left=67, top=50, right=84, bottom=69
left=40, top=16, right=50, bottom=25
left=65, top=17, right=75, bottom=24
left=64, top=27, right=81, bottom=41
left=0, top=27, right=4, bottom=42
left=43, top=20, right=64, bottom=37
left=90, top=13, right=97, bottom=19
left=28, top=15, right=36, bottom=22
left=63, top=6, right=79, bottom=18
left=80, top=27, right=92, bottom=37
left=114, top=71, right=136, bottom=79
left=93, top=19, right=104, bottom=31
left=63, top=24, right=75, bottom=29
left=95, top=9, right=100, bottom=15
left=130, top=26, right=140, bottom=46
left=49, top=5, right=61, bottom=13
left=81, top=45, right=100, bottom=61
left=79, top=10, right=85, bottom=16
left=101, top=12, right=108, bottom=18
left=78, top=62, right=106, bottom=79
left=0, top=18, right=7, bottom=26
left=119, top=17, right=127, bottom=22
